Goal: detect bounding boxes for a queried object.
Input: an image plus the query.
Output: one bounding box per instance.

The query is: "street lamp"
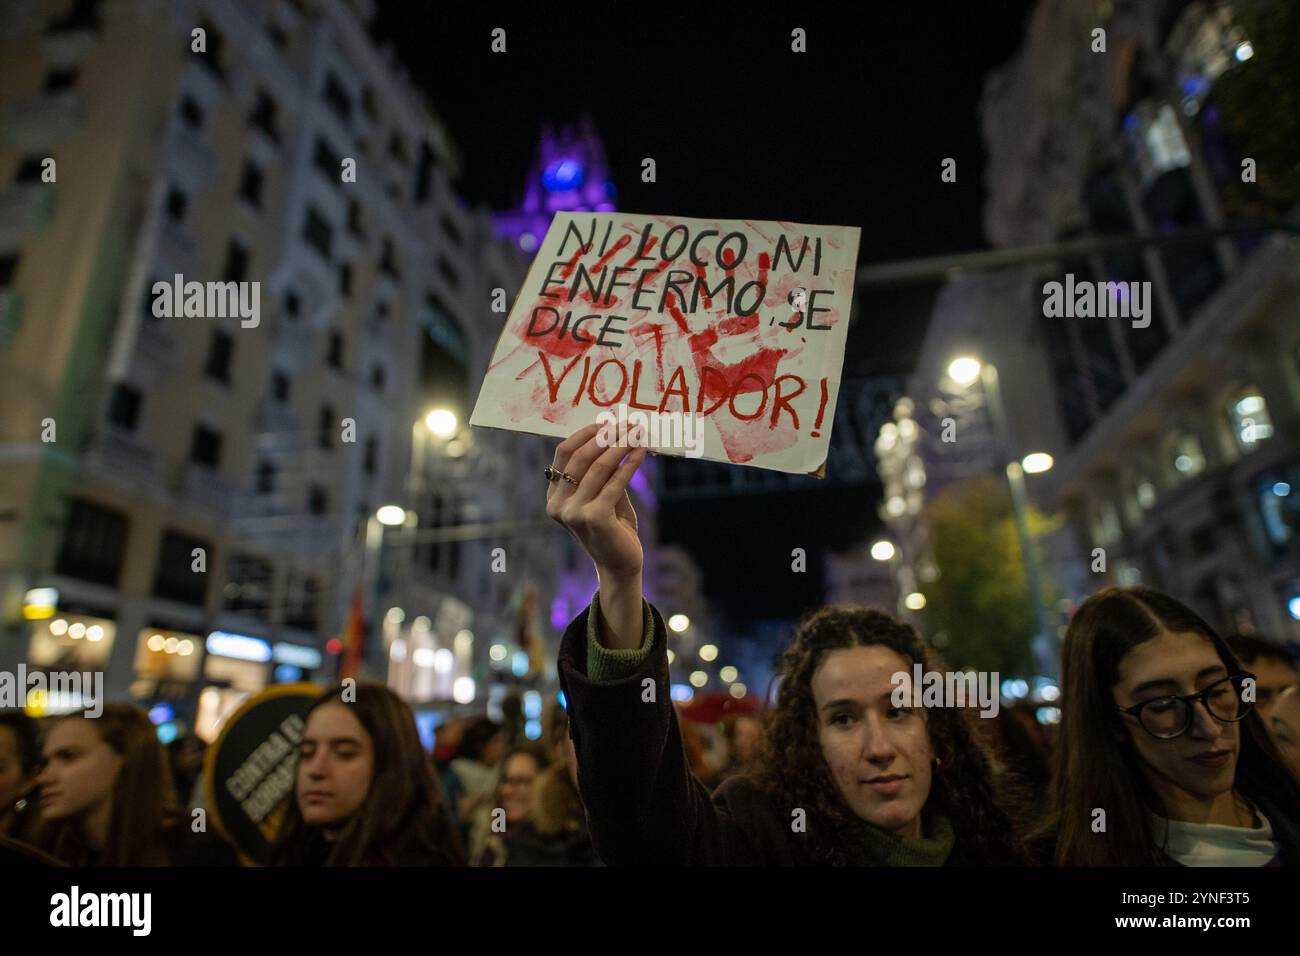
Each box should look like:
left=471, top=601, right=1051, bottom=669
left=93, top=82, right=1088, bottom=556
left=375, top=504, right=408, bottom=527
left=1021, top=452, right=1054, bottom=475
left=947, top=355, right=1057, bottom=677
left=424, top=408, right=458, bottom=438
left=870, top=540, right=896, bottom=561
left=668, top=613, right=691, bottom=633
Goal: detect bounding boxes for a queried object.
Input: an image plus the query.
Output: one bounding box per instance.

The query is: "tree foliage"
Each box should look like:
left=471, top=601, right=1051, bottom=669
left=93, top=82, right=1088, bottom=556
left=923, top=474, right=1058, bottom=676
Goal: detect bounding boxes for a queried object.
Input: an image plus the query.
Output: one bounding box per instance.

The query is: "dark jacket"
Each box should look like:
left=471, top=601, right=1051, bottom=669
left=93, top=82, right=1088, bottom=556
left=557, top=598, right=990, bottom=866
left=505, top=820, right=600, bottom=867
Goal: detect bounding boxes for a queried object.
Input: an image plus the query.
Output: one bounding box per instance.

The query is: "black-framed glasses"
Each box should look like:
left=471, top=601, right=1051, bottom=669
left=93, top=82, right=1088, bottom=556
left=1116, top=673, right=1256, bottom=740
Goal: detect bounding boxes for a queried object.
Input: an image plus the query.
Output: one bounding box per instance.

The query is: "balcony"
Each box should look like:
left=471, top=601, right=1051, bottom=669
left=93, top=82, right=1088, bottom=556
left=83, top=425, right=157, bottom=483
left=0, top=91, right=84, bottom=150
left=175, top=462, right=236, bottom=518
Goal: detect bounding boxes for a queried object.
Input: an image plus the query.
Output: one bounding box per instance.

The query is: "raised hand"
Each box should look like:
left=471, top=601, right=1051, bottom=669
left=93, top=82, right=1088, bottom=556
left=545, top=423, right=648, bottom=649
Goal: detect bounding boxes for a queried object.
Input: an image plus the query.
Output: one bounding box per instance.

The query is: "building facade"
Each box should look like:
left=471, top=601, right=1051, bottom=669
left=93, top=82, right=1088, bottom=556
left=0, top=0, right=557, bottom=734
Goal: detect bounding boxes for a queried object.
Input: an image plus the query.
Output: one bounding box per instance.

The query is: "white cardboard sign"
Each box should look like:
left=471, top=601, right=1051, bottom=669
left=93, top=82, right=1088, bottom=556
left=470, top=212, right=860, bottom=475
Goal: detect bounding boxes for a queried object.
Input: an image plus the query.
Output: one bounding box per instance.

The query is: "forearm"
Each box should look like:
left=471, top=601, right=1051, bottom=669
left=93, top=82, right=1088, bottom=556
left=594, top=568, right=644, bottom=651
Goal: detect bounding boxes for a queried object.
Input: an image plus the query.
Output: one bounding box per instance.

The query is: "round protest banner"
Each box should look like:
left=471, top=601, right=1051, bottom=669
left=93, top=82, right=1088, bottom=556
left=203, top=682, right=319, bottom=865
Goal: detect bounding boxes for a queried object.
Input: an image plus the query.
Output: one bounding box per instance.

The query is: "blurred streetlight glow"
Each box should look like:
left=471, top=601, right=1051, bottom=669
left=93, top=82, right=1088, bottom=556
left=947, top=356, right=982, bottom=387
left=870, top=540, right=896, bottom=561
left=668, top=613, right=690, bottom=633
left=425, top=408, right=458, bottom=437
left=1021, top=452, right=1054, bottom=474
left=905, top=592, right=927, bottom=611
left=700, top=644, right=718, bottom=662
left=376, top=505, right=407, bottom=526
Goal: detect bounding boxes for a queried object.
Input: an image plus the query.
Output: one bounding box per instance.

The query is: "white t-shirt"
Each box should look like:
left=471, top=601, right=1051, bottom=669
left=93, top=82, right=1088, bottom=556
left=1152, top=811, right=1280, bottom=866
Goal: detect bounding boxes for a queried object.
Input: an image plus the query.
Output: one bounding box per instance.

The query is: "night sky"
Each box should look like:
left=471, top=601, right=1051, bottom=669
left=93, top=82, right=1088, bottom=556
left=372, top=3, right=1035, bottom=628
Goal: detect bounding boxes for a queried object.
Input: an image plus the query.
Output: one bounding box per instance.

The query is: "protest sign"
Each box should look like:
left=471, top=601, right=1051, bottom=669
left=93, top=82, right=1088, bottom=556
left=470, top=212, right=860, bottom=475
left=203, top=683, right=318, bottom=865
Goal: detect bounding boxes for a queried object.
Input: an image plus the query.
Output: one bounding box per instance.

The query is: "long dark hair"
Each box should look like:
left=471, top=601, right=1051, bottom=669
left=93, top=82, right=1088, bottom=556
left=38, top=704, right=178, bottom=866
left=748, top=605, right=1022, bottom=865
left=270, top=682, right=465, bottom=866
left=1040, top=586, right=1300, bottom=866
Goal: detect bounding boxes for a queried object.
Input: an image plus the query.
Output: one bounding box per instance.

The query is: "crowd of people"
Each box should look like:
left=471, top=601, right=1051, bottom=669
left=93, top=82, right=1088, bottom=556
left=2, top=425, right=1299, bottom=868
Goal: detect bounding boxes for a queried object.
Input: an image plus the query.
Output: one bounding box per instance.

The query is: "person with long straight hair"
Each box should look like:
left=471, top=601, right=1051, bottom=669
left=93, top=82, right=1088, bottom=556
left=1038, top=586, right=1300, bottom=866
left=544, top=424, right=1023, bottom=865
left=34, top=704, right=235, bottom=866
left=270, top=681, right=464, bottom=866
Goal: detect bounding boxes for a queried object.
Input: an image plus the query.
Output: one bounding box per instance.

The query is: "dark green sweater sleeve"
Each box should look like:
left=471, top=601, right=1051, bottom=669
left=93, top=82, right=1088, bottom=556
left=584, top=592, right=655, bottom=682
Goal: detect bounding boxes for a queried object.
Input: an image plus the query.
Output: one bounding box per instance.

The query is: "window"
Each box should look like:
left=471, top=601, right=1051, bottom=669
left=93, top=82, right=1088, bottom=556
left=440, top=212, right=462, bottom=246
left=437, top=255, right=460, bottom=288
left=414, top=141, right=436, bottom=204
left=322, top=72, right=352, bottom=123
left=1171, top=432, right=1205, bottom=480
left=238, top=161, right=263, bottom=207
left=326, top=330, right=344, bottom=369
left=0, top=253, right=18, bottom=288
left=165, top=186, right=187, bottom=222
left=194, top=19, right=226, bottom=79
left=153, top=530, right=210, bottom=606
left=45, top=0, right=101, bottom=35
left=338, top=262, right=352, bottom=297
left=42, top=67, right=78, bottom=92
left=56, top=498, right=128, bottom=587
left=283, top=290, right=300, bottom=318
left=179, top=95, right=205, bottom=130
left=370, top=364, right=385, bottom=391
left=364, top=437, right=378, bottom=475
left=204, top=329, right=233, bottom=383
left=16, top=155, right=45, bottom=183
left=141, top=276, right=161, bottom=319
left=1255, top=469, right=1297, bottom=551
left=256, top=461, right=276, bottom=494
left=388, top=132, right=408, bottom=164
left=379, top=238, right=400, bottom=279
left=361, top=86, right=377, bottom=119
left=221, top=240, right=249, bottom=283
left=318, top=405, right=334, bottom=449
left=107, top=383, right=142, bottom=430
left=223, top=553, right=273, bottom=617
left=190, top=424, right=223, bottom=468
left=302, top=206, right=333, bottom=260
left=307, top=484, right=328, bottom=515
left=284, top=571, right=320, bottom=630
left=312, top=136, right=341, bottom=188
left=1092, top=500, right=1122, bottom=548
left=266, top=22, right=288, bottom=49
left=249, top=89, right=279, bottom=141
left=271, top=369, right=290, bottom=402
left=1226, top=388, right=1273, bottom=453
left=347, top=199, right=365, bottom=238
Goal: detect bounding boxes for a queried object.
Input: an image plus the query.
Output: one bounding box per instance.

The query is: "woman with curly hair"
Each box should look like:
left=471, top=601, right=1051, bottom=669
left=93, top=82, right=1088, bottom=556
left=546, top=424, right=1024, bottom=865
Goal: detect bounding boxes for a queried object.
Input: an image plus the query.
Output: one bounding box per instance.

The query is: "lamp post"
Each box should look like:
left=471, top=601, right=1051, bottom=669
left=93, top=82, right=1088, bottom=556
left=947, top=356, right=1058, bottom=678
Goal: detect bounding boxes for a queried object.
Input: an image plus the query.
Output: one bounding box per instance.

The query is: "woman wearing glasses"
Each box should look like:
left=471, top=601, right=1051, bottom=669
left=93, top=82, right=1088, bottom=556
left=1038, top=587, right=1300, bottom=866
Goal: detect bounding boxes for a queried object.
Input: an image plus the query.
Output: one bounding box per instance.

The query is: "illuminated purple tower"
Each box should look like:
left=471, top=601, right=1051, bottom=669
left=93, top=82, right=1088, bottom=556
left=493, top=113, right=618, bottom=255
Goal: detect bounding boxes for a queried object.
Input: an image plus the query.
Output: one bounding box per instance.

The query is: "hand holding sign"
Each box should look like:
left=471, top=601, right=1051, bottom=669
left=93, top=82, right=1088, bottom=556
left=546, top=424, right=648, bottom=651
left=472, top=212, right=860, bottom=475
